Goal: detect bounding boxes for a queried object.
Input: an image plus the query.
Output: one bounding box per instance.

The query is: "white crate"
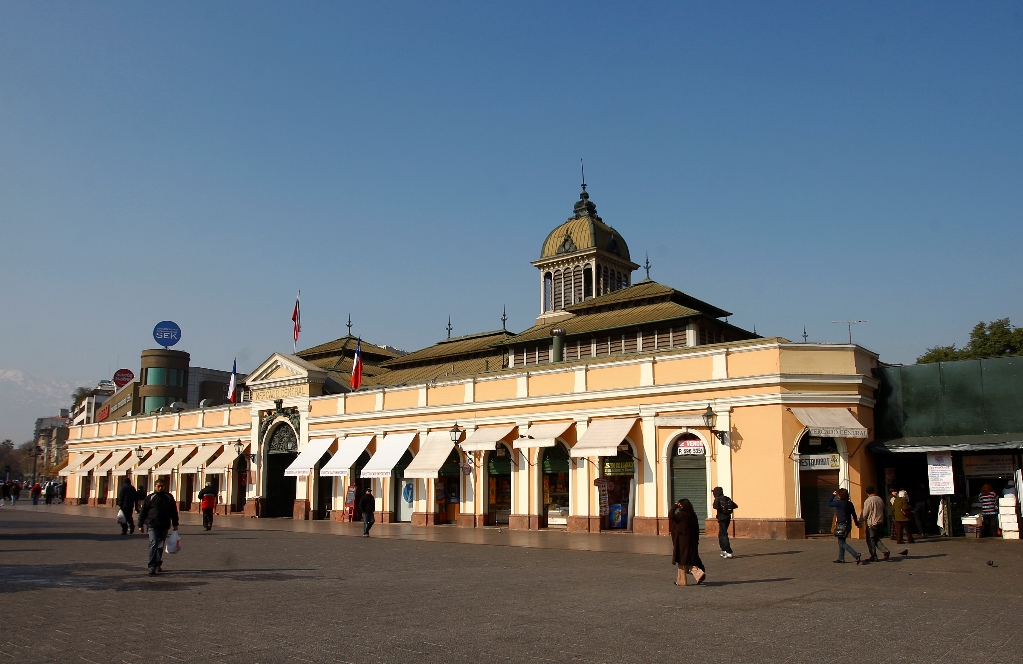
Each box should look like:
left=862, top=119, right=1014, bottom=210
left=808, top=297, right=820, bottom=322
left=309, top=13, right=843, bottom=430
left=1000, top=505, right=1018, bottom=515
left=962, top=515, right=983, bottom=527
left=999, top=515, right=1019, bottom=530
left=999, top=496, right=1018, bottom=507
left=1003, top=531, right=1020, bottom=540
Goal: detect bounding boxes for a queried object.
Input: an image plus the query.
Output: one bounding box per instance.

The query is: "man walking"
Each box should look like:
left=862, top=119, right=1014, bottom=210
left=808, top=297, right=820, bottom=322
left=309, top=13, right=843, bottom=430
left=892, top=489, right=914, bottom=544
left=359, top=488, right=376, bottom=537
left=711, top=486, right=737, bottom=558
left=44, top=482, right=55, bottom=505
left=116, top=477, right=138, bottom=535
left=138, top=479, right=179, bottom=575
left=197, top=479, right=218, bottom=531
left=861, top=486, right=890, bottom=561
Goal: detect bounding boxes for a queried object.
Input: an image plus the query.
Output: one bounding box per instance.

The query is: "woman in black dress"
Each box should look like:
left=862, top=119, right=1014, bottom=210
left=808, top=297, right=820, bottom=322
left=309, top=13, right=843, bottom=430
left=668, top=498, right=706, bottom=585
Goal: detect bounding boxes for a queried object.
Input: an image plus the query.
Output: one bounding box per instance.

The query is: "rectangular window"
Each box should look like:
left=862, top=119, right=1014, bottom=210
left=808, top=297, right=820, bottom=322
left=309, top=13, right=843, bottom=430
left=145, top=367, right=167, bottom=386
left=143, top=396, right=168, bottom=413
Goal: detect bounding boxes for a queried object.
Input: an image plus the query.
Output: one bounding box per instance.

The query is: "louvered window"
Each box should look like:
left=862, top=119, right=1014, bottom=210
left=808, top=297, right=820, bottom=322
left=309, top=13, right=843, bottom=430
left=623, top=333, right=638, bottom=354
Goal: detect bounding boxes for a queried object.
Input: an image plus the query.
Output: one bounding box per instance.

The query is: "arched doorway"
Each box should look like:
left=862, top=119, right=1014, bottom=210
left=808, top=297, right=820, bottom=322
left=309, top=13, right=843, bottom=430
left=539, top=442, right=570, bottom=529
left=436, top=449, right=462, bottom=524
left=232, top=455, right=246, bottom=512
left=600, top=444, right=636, bottom=530
left=486, top=443, right=513, bottom=525
left=392, top=449, right=414, bottom=523
left=797, top=433, right=840, bottom=535
left=264, top=423, right=298, bottom=518
left=313, top=450, right=332, bottom=520
left=670, top=433, right=708, bottom=533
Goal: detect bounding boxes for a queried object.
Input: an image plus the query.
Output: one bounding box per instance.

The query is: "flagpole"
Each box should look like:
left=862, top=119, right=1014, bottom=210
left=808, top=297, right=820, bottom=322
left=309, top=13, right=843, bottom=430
left=293, top=290, right=300, bottom=353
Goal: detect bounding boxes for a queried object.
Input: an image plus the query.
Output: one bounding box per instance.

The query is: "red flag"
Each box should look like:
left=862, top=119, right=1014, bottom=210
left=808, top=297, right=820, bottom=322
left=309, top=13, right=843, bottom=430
left=350, top=338, right=363, bottom=390
left=291, top=291, right=301, bottom=352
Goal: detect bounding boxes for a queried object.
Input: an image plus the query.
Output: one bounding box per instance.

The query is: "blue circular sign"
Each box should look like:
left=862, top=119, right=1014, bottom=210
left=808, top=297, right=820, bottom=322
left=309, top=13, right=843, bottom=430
left=153, top=321, right=182, bottom=348
left=402, top=482, right=414, bottom=504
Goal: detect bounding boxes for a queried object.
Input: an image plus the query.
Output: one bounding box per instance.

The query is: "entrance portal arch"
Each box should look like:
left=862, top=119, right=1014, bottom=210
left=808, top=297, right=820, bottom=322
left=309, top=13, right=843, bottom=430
left=538, top=442, right=571, bottom=528
left=264, top=422, right=298, bottom=518
left=667, top=432, right=710, bottom=533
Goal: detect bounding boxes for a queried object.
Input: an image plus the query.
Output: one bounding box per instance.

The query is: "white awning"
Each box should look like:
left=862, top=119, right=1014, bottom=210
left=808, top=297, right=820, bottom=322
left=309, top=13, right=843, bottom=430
left=513, top=421, right=574, bottom=449
left=320, top=435, right=374, bottom=477
left=284, top=437, right=336, bottom=477
left=360, top=432, right=417, bottom=479
left=112, top=452, right=140, bottom=476
left=460, top=425, right=516, bottom=452
left=59, top=452, right=89, bottom=477
left=136, top=448, right=173, bottom=472
left=570, top=418, right=638, bottom=458
left=96, top=450, right=131, bottom=473
left=791, top=408, right=868, bottom=438
left=404, top=432, right=457, bottom=479
left=206, top=444, right=246, bottom=472
left=180, top=444, right=223, bottom=473
left=151, top=446, right=197, bottom=475
left=76, top=452, right=111, bottom=476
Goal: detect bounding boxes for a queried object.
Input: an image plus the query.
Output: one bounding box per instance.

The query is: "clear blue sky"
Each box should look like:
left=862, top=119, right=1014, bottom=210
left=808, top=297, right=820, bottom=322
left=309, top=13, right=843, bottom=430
left=1, top=3, right=1021, bottom=440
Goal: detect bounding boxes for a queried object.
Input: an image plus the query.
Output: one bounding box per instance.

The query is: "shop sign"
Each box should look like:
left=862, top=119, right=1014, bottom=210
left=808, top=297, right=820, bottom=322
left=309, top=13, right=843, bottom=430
left=926, top=453, right=955, bottom=495
left=152, top=320, right=181, bottom=348
left=963, top=455, right=1014, bottom=478
left=594, top=477, right=610, bottom=516
left=799, top=454, right=841, bottom=471
left=97, top=405, right=110, bottom=422
left=113, top=368, right=135, bottom=388
left=603, top=460, right=635, bottom=476
left=676, top=439, right=705, bottom=456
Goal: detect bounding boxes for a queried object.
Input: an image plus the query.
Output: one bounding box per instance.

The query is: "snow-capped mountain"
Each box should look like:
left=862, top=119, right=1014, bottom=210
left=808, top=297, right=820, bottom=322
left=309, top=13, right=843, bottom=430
left=0, top=369, right=87, bottom=443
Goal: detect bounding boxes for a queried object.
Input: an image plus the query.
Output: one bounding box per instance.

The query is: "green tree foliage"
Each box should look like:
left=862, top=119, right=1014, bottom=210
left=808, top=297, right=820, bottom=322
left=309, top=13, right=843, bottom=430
left=0, top=439, right=31, bottom=478
left=918, top=318, right=1023, bottom=364
left=71, top=386, right=93, bottom=407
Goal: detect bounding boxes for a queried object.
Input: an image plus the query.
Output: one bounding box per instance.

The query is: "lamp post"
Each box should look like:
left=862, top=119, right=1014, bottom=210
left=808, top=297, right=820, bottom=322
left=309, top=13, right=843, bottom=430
left=702, top=406, right=730, bottom=446
left=31, top=445, right=44, bottom=485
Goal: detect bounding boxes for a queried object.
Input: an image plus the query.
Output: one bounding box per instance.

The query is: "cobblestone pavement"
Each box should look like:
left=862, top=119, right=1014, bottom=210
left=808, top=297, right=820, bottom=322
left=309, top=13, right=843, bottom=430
left=2, top=504, right=1023, bottom=663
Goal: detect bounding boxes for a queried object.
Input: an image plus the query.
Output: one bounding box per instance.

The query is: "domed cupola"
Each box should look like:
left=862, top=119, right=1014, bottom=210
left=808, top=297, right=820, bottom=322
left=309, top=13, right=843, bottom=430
left=532, top=185, right=639, bottom=323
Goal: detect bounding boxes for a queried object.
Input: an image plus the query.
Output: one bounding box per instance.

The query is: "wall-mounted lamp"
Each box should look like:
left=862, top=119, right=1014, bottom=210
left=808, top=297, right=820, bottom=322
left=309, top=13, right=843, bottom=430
left=702, top=406, right=730, bottom=446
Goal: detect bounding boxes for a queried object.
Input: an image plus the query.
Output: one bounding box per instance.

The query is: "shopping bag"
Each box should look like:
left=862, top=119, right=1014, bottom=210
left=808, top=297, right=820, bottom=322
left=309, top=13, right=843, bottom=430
left=165, top=530, right=181, bottom=554
left=116, top=509, right=126, bottom=525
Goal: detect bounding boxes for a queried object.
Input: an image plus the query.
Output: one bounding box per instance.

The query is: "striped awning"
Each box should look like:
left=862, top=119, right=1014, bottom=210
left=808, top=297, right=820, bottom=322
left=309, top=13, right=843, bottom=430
left=96, top=450, right=131, bottom=473
left=180, top=444, right=223, bottom=473
left=512, top=422, right=573, bottom=449
left=403, top=432, right=457, bottom=480
left=460, top=425, right=516, bottom=452
left=360, top=433, right=417, bottom=479
left=151, top=446, right=197, bottom=475
left=791, top=408, right=868, bottom=438
left=320, top=436, right=374, bottom=477
left=570, top=418, right=637, bottom=458
left=76, top=452, right=112, bottom=476
left=284, top=437, right=336, bottom=477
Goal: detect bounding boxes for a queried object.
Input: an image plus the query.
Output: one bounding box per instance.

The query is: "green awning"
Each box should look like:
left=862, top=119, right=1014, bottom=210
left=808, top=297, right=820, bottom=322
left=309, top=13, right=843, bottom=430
left=869, top=433, right=1023, bottom=453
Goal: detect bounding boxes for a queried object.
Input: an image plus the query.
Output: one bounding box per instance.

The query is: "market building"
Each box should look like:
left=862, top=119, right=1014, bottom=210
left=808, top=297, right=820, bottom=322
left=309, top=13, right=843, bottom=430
left=63, top=187, right=880, bottom=538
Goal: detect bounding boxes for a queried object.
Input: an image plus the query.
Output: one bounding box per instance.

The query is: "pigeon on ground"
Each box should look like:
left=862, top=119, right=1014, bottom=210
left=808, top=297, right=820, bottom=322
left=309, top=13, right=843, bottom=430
left=899, top=549, right=909, bottom=556
left=987, top=560, right=995, bottom=567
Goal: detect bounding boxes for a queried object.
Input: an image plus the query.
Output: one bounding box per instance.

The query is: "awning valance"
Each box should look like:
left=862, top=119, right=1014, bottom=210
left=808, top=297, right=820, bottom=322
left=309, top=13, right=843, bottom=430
left=59, top=452, right=89, bottom=477
left=206, top=444, right=246, bottom=472
left=869, top=433, right=1023, bottom=454
left=180, top=445, right=223, bottom=473
left=513, top=422, right=573, bottom=449
left=112, top=452, right=140, bottom=476
left=791, top=408, right=868, bottom=438
left=136, top=448, right=173, bottom=472
left=284, top=437, right=336, bottom=477
left=76, top=452, right=111, bottom=476
left=360, top=432, right=417, bottom=479
left=152, top=446, right=197, bottom=475
left=320, top=435, right=374, bottom=477
left=96, top=450, right=131, bottom=473
left=404, top=432, right=457, bottom=479
left=460, top=425, right=516, bottom=452
left=571, top=418, right=638, bottom=458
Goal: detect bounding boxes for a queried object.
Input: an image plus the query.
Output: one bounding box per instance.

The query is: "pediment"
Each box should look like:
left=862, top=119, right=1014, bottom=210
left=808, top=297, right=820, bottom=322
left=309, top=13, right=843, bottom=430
left=244, top=353, right=327, bottom=388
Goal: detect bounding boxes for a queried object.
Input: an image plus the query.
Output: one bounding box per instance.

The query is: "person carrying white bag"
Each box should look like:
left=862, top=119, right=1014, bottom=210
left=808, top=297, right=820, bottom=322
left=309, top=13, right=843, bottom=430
left=138, top=479, right=179, bottom=576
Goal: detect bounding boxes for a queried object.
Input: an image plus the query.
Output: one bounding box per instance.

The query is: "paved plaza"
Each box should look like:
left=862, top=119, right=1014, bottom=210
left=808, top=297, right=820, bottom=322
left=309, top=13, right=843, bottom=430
left=2, top=505, right=1022, bottom=663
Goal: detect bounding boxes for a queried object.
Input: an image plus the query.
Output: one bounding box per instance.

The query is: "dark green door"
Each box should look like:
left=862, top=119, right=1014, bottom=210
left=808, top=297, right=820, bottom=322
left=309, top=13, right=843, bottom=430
left=671, top=454, right=707, bottom=533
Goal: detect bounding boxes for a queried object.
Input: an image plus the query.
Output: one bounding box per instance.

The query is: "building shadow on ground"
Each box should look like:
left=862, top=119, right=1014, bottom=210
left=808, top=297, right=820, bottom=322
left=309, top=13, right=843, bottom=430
left=700, top=577, right=793, bottom=587
left=732, top=550, right=803, bottom=558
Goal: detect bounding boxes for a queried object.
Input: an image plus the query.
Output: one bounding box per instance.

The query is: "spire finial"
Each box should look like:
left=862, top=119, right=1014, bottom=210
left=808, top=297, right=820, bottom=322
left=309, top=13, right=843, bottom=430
left=643, top=252, right=652, bottom=280
left=802, top=326, right=808, bottom=342
left=501, top=305, right=508, bottom=331
left=753, top=323, right=757, bottom=335
left=446, top=316, right=453, bottom=339
left=346, top=314, right=353, bottom=335
left=580, top=158, right=586, bottom=192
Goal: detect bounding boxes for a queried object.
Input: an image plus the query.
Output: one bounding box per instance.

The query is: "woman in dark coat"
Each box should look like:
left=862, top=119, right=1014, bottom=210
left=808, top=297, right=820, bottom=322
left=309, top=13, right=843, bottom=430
left=668, top=498, right=706, bottom=585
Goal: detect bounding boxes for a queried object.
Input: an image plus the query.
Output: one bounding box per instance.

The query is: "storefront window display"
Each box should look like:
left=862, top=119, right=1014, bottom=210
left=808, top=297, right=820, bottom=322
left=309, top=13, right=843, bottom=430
left=797, top=434, right=840, bottom=535
left=600, top=448, right=635, bottom=530
left=541, top=442, right=570, bottom=528
left=436, top=449, right=462, bottom=524
left=487, top=443, right=512, bottom=525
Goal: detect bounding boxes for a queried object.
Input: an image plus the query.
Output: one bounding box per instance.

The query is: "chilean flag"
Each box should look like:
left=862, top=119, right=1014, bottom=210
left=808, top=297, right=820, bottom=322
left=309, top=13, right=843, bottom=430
left=291, top=291, right=301, bottom=352
left=350, top=337, right=363, bottom=390
left=227, top=359, right=238, bottom=403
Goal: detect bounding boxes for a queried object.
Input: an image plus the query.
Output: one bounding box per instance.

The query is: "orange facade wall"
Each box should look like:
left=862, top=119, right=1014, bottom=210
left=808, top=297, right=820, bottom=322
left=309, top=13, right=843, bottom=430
left=654, top=356, right=713, bottom=385
left=98, top=423, right=115, bottom=438
left=383, top=389, right=419, bottom=411
left=309, top=398, right=337, bottom=417
left=345, top=394, right=376, bottom=414
left=178, top=413, right=199, bottom=429
left=229, top=407, right=250, bottom=425
left=779, top=348, right=856, bottom=375
left=116, top=421, right=133, bottom=436
left=528, top=371, right=575, bottom=397
left=428, top=384, right=463, bottom=407
left=727, top=349, right=780, bottom=378
left=731, top=405, right=792, bottom=519
left=475, top=378, right=517, bottom=402
left=156, top=416, right=176, bottom=432
left=587, top=364, right=640, bottom=392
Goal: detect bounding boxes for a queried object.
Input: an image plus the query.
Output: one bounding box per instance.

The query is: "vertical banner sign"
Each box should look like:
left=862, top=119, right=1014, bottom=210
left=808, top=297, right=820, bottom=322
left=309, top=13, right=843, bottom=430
left=593, top=477, right=610, bottom=516
left=926, top=453, right=955, bottom=495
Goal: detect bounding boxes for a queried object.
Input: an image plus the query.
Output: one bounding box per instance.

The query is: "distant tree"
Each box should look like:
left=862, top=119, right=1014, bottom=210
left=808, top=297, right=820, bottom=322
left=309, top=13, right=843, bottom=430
left=0, top=439, right=27, bottom=478
left=918, top=318, right=1023, bottom=364
left=71, top=386, right=93, bottom=407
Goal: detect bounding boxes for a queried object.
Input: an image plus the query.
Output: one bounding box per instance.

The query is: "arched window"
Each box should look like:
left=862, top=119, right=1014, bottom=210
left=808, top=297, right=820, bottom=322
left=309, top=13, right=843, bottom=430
left=544, top=272, right=553, bottom=312
left=573, top=265, right=583, bottom=303
left=583, top=266, right=593, bottom=299
left=602, top=266, right=610, bottom=294
left=553, top=270, right=563, bottom=310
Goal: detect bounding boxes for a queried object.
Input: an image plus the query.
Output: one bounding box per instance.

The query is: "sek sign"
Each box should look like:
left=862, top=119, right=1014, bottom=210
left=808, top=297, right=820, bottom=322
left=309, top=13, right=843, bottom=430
left=153, top=321, right=181, bottom=348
